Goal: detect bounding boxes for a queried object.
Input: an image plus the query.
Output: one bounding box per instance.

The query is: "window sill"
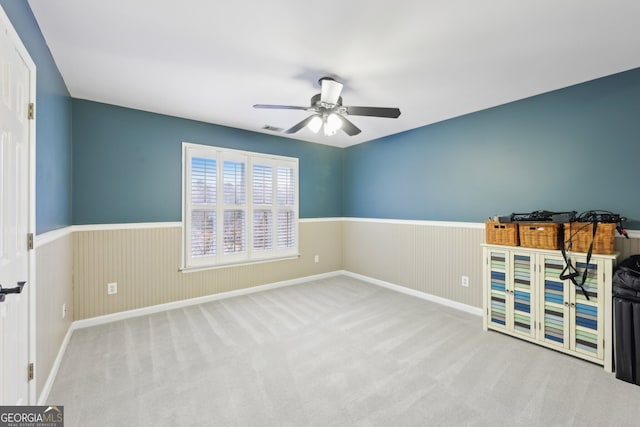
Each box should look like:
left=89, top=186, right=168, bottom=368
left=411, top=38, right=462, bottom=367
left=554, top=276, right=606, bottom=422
left=179, top=254, right=301, bottom=273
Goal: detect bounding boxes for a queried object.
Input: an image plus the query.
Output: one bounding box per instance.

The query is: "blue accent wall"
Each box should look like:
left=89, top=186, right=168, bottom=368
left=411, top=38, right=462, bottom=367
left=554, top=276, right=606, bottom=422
left=72, top=100, right=343, bottom=223
left=1, top=1, right=73, bottom=234
left=344, top=68, right=640, bottom=228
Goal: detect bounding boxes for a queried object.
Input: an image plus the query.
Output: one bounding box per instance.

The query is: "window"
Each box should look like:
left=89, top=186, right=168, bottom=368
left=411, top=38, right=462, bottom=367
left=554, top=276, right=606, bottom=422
left=183, top=143, right=298, bottom=269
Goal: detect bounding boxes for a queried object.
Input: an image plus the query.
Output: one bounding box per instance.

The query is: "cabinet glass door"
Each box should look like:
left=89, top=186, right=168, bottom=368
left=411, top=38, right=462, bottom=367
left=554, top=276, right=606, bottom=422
left=488, top=250, right=508, bottom=330
left=511, top=252, right=535, bottom=338
left=540, top=256, right=569, bottom=349
left=570, top=259, right=603, bottom=359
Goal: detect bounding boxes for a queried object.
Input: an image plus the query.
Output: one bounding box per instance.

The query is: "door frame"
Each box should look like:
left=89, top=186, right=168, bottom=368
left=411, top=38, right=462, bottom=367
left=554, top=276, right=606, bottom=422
left=0, top=4, right=37, bottom=404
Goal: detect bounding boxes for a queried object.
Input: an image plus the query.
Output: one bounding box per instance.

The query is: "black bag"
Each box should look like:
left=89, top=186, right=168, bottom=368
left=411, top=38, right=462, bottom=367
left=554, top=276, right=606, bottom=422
left=613, top=256, right=640, bottom=385
left=619, top=255, right=640, bottom=275
left=614, top=257, right=640, bottom=302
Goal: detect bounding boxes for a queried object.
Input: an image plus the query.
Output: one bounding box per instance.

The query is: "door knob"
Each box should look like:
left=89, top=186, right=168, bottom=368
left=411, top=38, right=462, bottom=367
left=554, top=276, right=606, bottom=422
left=0, top=281, right=26, bottom=302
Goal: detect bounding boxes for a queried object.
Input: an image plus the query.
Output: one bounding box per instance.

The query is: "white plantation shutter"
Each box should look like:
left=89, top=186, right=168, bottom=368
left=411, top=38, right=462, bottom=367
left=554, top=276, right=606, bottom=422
left=277, top=166, right=295, bottom=205
left=189, top=156, right=217, bottom=259
left=223, top=160, right=246, bottom=255
left=277, top=166, right=296, bottom=249
left=252, top=163, right=273, bottom=251
left=223, top=209, right=245, bottom=254
left=191, top=209, right=216, bottom=256
left=183, top=143, right=297, bottom=268
left=191, top=157, right=217, bottom=204
left=223, top=160, right=245, bottom=205
left=253, top=209, right=272, bottom=250
left=252, top=164, right=272, bottom=206
left=277, top=210, right=295, bottom=248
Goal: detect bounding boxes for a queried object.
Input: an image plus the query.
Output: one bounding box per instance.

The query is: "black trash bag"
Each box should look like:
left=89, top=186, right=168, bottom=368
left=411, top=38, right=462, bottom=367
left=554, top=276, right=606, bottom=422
left=614, top=295, right=640, bottom=385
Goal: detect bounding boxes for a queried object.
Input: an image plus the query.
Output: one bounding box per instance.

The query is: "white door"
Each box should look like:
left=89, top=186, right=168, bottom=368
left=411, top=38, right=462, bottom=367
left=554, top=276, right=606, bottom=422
left=0, top=6, right=34, bottom=405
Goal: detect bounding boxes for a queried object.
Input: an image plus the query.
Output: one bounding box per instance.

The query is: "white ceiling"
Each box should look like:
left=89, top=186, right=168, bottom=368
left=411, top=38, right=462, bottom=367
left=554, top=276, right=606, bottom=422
left=28, top=0, right=640, bottom=148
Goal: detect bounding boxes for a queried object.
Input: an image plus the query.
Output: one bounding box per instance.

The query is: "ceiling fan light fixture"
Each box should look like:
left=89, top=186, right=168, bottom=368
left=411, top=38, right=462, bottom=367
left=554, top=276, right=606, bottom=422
left=307, top=115, right=323, bottom=133
left=323, top=127, right=336, bottom=137
left=324, top=113, right=343, bottom=136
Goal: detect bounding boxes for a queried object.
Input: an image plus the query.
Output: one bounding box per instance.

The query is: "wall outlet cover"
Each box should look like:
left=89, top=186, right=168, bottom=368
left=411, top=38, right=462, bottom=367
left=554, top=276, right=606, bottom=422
left=462, top=276, right=470, bottom=287
left=107, top=282, right=118, bottom=295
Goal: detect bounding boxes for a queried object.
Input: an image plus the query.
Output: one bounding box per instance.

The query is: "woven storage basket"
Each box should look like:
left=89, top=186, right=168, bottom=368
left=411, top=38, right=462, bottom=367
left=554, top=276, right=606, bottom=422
left=485, top=221, right=519, bottom=246
left=563, top=222, right=616, bottom=254
left=519, top=222, right=560, bottom=250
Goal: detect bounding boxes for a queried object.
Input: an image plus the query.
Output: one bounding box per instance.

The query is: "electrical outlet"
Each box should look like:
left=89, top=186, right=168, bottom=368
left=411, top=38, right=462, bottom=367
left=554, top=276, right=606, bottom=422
left=314, top=255, right=319, bottom=263
left=107, top=282, right=118, bottom=295
left=462, top=276, right=469, bottom=287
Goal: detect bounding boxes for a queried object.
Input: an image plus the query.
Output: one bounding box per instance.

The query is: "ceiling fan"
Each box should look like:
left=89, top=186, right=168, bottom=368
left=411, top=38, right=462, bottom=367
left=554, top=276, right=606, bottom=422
left=253, top=77, right=401, bottom=136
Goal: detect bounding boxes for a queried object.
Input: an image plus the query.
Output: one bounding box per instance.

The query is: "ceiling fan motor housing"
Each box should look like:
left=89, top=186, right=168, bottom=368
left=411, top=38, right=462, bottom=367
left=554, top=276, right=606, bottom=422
left=311, top=93, right=343, bottom=109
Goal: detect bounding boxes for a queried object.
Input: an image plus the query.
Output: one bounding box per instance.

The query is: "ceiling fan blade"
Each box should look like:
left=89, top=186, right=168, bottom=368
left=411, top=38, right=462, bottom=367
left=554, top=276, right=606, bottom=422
left=253, top=104, right=311, bottom=111
left=284, top=115, right=318, bottom=134
left=339, top=115, right=362, bottom=136
left=320, top=77, right=343, bottom=105
left=345, top=106, right=401, bottom=118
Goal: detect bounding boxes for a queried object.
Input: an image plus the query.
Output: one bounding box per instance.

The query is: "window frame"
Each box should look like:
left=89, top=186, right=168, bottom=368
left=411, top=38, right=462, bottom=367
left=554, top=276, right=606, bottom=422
left=182, top=142, right=299, bottom=270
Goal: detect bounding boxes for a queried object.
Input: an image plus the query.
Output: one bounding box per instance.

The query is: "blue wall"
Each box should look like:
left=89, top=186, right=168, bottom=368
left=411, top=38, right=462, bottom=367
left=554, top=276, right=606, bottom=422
left=73, top=68, right=640, bottom=227
left=72, top=100, right=343, bottom=223
left=1, top=1, right=73, bottom=234
left=344, top=68, right=640, bottom=228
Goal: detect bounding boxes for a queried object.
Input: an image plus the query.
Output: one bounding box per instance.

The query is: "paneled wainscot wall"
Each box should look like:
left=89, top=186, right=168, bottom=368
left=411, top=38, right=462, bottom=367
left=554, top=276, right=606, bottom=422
left=72, top=220, right=343, bottom=320
left=34, top=219, right=640, bottom=403
left=342, top=220, right=485, bottom=309
left=34, top=232, right=73, bottom=402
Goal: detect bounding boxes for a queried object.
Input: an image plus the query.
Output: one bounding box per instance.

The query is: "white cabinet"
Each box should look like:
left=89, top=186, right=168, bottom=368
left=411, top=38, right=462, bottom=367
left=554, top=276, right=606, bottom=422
left=482, top=244, right=617, bottom=372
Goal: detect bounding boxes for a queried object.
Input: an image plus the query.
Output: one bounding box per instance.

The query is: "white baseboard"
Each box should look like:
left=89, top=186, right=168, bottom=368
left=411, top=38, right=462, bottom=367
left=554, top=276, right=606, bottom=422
left=72, top=270, right=343, bottom=329
left=73, top=269, right=482, bottom=329
left=37, top=325, right=73, bottom=405
left=341, top=270, right=483, bottom=316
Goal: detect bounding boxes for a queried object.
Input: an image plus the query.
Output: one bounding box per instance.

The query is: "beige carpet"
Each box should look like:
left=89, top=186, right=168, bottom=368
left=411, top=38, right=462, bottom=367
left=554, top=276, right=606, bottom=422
left=48, top=275, right=640, bottom=426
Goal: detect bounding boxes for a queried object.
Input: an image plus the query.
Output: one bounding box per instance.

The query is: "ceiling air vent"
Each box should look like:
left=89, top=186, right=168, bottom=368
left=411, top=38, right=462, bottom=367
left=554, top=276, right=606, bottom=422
left=262, top=125, right=283, bottom=132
